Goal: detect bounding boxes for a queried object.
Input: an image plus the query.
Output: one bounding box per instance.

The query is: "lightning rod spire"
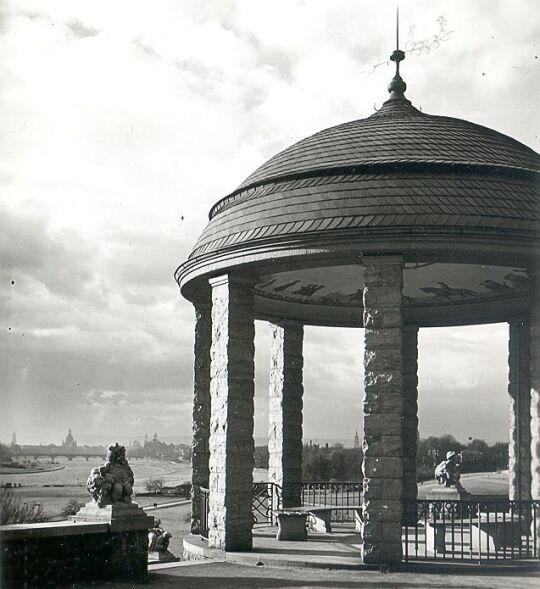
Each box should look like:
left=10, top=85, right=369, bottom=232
left=388, top=4, right=407, bottom=100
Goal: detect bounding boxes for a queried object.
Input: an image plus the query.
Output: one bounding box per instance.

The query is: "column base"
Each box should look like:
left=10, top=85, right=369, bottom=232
left=362, top=542, right=402, bottom=565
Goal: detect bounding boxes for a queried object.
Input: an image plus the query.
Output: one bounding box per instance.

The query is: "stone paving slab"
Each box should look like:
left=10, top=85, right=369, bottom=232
left=79, top=560, right=540, bottom=588
left=184, top=526, right=366, bottom=570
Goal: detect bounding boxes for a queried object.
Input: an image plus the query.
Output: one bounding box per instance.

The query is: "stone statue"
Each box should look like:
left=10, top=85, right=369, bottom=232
left=86, top=443, right=134, bottom=507
left=148, top=519, right=172, bottom=552
left=147, top=518, right=179, bottom=562
left=434, top=450, right=461, bottom=487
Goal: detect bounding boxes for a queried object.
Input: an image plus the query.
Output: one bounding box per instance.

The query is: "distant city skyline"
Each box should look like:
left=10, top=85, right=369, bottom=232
left=2, top=1, right=538, bottom=447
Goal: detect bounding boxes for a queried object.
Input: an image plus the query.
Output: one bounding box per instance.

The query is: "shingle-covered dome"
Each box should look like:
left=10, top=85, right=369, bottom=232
left=176, top=65, right=539, bottom=327
left=186, top=94, right=538, bottom=261
left=238, top=100, right=539, bottom=190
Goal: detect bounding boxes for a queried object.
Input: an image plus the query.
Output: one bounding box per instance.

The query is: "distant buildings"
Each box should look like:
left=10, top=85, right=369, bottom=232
left=62, top=429, right=77, bottom=450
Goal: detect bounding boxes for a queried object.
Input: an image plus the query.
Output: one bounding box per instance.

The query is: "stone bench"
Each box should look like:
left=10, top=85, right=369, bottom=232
left=277, top=505, right=363, bottom=536
left=275, top=512, right=308, bottom=541
left=470, top=515, right=524, bottom=553
left=425, top=521, right=447, bottom=554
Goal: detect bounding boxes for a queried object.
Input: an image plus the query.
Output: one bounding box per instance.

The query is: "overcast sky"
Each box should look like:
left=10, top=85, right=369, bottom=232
left=1, top=0, right=538, bottom=446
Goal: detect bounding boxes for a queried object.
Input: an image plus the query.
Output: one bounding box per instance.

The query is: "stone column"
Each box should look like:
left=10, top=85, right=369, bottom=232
left=402, top=325, right=419, bottom=523
left=208, top=274, right=255, bottom=551
left=268, top=322, right=304, bottom=509
left=508, top=320, right=531, bottom=501
left=530, top=270, right=540, bottom=553
left=362, top=256, right=404, bottom=565
left=191, top=298, right=212, bottom=534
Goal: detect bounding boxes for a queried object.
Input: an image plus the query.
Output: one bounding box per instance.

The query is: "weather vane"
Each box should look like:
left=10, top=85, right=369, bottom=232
left=360, top=7, right=454, bottom=76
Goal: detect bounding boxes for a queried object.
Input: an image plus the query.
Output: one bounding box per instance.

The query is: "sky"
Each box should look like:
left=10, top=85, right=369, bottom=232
left=1, top=0, right=538, bottom=446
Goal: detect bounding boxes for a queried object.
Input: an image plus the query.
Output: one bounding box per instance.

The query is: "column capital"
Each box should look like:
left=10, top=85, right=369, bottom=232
left=508, top=317, right=529, bottom=328
left=270, top=319, right=304, bottom=330
left=362, top=255, right=404, bottom=267
left=208, top=273, right=257, bottom=289
left=404, top=324, right=419, bottom=332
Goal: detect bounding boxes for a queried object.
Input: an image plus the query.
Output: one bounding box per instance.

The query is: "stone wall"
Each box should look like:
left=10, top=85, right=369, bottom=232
left=1, top=521, right=149, bottom=587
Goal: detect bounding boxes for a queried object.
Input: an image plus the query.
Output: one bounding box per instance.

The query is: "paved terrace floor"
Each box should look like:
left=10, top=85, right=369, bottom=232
left=183, top=523, right=538, bottom=566
left=79, top=524, right=539, bottom=588
left=79, top=559, right=540, bottom=588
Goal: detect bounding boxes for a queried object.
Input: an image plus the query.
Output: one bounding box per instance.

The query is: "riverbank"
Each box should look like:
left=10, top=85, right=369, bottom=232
left=0, top=464, right=66, bottom=475
left=0, top=458, right=267, bottom=520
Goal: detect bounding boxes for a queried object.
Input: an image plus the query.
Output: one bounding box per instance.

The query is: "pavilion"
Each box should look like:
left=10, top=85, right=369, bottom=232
left=175, top=46, right=539, bottom=564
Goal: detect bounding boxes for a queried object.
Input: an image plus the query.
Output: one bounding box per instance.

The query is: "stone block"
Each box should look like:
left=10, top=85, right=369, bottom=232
left=363, top=309, right=402, bottom=329
left=362, top=520, right=402, bottom=543
left=2, top=520, right=152, bottom=586
left=365, top=328, right=403, bottom=349
left=276, top=512, right=308, bottom=541
left=363, top=286, right=402, bottom=307
left=363, top=434, right=402, bottom=457
left=362, top=541, right=402, bottom=564
left=363, top=477, right=402, bottom=500
left=364, top=371, right=403, bottom=390
left=362, top=499, right=401, bottom=523
left=362, top=263, right=403, bottom=287
left=363, top=457, right=403, bottom=478
left=363, top=392, right=404, bottom=414
left=363, top=413, right=402, bottom=436
left=364, top=350, right=403, bottom=372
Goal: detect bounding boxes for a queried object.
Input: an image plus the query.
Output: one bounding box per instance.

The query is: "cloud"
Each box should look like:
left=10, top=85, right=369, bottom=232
left=65, top=18, right=99, bottom=40
left=1, top=0, right=537, bottom=446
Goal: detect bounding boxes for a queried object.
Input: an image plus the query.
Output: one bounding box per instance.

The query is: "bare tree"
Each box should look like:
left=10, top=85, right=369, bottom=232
left=1, top=487, right=47, bottom=525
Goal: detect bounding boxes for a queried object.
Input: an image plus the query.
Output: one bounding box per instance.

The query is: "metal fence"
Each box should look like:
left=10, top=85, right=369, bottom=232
left=196, top=481, right=362, bottom=535
left=403, top=499, right=540, bottom=562
left=252, top=482, right=281, bottom=525
left=296, top=482, right=362, bottom=523
left=198, top=488, right=539, bottom=563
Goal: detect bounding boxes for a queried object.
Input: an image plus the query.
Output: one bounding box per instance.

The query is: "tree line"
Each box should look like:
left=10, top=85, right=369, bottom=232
left=254, top=435, right=508, bottom=483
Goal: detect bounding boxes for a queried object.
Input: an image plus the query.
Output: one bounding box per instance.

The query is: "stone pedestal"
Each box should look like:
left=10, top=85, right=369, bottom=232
left=361, top=256, right=404, bottom=565
left=72, top=501, right=153, bottom=581
left=402, top=325, right=419, bottom=524
left=275, top=512, right=308, bottom=541
left=148, top=549, right=180, bottom=564
left=73, top=501, right=153, bottom=531
left=208, top=274, right=255, bottom=551
left=426, top=484, right=470, bottom=501
left=191, top=299, right=212, bottom=534
left=508, top=320, right=532, bottom=501
left=268, top=321, right=304, bottom=510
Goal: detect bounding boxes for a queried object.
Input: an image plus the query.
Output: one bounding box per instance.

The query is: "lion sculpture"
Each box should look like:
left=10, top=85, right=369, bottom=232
left=86, top=443, right=134, bottom=507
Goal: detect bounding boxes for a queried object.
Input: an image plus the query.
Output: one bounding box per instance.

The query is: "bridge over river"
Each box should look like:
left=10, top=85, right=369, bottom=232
left=11, top=445, right=107, bottom=461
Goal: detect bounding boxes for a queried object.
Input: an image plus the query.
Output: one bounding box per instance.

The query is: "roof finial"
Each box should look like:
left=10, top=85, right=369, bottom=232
left=388, top=4, right=407, bottom=100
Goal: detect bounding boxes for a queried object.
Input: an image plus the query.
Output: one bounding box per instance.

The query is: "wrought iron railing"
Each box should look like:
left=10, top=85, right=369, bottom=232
left=195, top=481, right=363, bottom=535
left=403, top=499, right=540, bottom=562
left=296, top=482, right=363, bottom=523
left=252, top=482, right=282, bottom=525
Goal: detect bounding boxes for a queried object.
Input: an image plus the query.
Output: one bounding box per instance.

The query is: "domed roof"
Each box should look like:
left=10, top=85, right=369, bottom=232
left=237, top=99, right=539, bottom=192
left=177, top=58, right=539, bottom=322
